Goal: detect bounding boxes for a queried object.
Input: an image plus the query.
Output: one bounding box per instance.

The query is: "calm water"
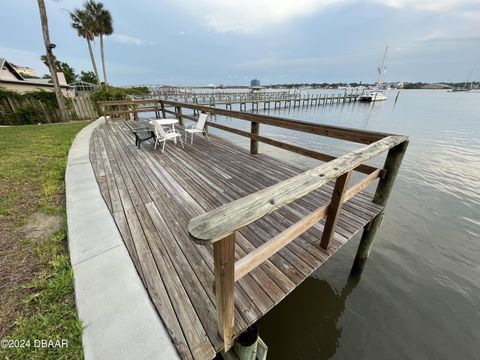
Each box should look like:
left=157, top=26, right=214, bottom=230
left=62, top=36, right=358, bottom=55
left=207, top=90, right=480, bottom=359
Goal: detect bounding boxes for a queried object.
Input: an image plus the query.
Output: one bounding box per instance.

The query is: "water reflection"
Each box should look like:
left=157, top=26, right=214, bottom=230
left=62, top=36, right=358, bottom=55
left=257, top=274, right=360, bottom=360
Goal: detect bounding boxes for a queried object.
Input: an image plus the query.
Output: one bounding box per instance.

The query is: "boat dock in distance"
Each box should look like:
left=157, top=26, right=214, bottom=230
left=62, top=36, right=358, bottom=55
left=143, top=90, right=361, bottom=111
left=94, top=99, right=409, bottom=360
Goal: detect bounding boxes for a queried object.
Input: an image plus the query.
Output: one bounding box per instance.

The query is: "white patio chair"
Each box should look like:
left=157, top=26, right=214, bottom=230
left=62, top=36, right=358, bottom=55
left=184, top=112, right=210, bottom=144
left=151, top=120, right=184, bottom=153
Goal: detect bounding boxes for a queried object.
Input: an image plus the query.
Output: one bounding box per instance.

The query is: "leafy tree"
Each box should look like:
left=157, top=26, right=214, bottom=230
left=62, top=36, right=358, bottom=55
left=60, top=62, right=77, bottom=84
left=84, top=1, right=113, bottom=84
left=41, top=55, right=78, bottom=84
left=41, top=54, right=61, bottom=70
left=79, top=71, right=97, bottom=84
left=70, top=8, right=99, bottom=83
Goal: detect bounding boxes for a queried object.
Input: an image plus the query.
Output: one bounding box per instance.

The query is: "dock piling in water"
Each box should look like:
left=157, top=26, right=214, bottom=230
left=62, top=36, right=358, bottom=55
left=352, top=140, right=409, bottom=274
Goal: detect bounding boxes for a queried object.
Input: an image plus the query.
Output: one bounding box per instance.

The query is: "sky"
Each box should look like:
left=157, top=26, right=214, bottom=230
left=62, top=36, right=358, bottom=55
left=1, top=0, right=479, bottom=86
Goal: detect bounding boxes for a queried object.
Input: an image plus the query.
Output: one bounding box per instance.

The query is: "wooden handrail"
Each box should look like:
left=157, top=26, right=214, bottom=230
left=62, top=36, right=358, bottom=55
left=98, top=99, right=394, bottom=144
left=97, top=99, right=160, bottom=106
left=161, top=100, right=392, bottom=144
left=188, top=135, right=408, bottom=245
left=233, top=168, right=382, bottom=282
left=200, top=120, right=379, bottom=175
left=98, top=99, right=389, bottom=175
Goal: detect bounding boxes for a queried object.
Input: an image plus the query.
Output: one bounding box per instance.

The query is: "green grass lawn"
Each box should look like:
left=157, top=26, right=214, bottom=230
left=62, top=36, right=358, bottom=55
left=0, top=121, right=89, bottom=359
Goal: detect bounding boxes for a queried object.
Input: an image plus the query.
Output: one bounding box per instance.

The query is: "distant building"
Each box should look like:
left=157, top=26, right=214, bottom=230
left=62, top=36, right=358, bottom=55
left=250, top=79, right=260, bottom=87
left=11, top=64, right=38, bottom=78
left=0, top=58, right=71, bottom=96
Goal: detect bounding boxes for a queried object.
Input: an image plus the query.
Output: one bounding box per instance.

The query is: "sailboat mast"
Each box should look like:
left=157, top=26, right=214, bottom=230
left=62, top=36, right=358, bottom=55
left=376, top=45, right=389, bottom=86
left=465, top=69, right=474, bottom=89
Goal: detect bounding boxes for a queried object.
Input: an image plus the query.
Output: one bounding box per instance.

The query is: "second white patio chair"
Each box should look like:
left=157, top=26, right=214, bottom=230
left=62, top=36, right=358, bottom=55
left=151, top=120, right=184, bottom=153
left=185, top=112, right=210, bottom=144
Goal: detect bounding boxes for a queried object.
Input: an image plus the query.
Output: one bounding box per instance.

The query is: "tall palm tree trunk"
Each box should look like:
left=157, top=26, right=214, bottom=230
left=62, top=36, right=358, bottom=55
left=86, top=38, right=100, bottom=84
left=37, top=0, right=68, bottom=122
left=100, top=34, right=107, bottom=84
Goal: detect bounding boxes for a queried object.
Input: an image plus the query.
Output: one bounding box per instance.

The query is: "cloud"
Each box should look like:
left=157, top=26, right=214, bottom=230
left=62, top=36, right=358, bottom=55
left=238, top=53, right=366, bottom=69
left=372, top=0, right=479, bottom=11
left=171, top=0, right=347, bottom=34
left=110, top=34, right=154, bottom=46
left=170, top=0, right=479, bottom=34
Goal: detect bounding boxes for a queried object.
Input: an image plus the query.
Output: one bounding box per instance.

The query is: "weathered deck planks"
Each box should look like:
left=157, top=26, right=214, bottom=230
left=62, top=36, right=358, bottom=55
left=89, top=121, right=384, bottom=360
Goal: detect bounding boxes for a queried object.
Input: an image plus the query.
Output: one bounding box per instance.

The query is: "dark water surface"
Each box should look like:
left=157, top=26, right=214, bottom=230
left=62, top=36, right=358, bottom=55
left=208, top=90, right=480, bottom=359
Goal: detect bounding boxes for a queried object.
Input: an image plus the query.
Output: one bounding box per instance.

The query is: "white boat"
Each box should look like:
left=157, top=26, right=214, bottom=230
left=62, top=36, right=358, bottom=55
left=358, top=46, right=389, bottom=102
left=358, top=90, right=387, bottom=102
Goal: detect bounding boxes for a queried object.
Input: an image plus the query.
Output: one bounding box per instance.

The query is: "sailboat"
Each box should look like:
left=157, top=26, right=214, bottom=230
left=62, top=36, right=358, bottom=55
left=450, top=70, right=474, bottom=92
left=358, top=46, right=389, bottom=102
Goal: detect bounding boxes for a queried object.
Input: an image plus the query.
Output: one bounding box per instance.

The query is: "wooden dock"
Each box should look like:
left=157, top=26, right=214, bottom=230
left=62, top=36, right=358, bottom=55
left=132, top=91, right=359, bottom=111
left=90, top=101, right=408, bottom=360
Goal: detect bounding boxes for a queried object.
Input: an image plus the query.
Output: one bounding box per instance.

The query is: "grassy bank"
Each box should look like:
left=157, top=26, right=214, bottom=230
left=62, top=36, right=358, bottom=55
left=0, top=121, right=89, bottom=359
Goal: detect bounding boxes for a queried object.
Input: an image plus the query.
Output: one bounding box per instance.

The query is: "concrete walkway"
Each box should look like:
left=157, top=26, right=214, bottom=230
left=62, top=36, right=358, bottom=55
left=66, top=117, right=180, bottom=360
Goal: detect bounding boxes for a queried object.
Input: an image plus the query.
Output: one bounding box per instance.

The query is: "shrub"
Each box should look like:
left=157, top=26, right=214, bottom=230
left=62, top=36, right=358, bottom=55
left=0, top=88, right=61, bottom=125
left=0, top=88, right=22, bottom=100
left=89, top=85, right=150, bottom=115
left=89, top=85, right=151, bottom=103
left=89, top=85, right=127, bottom=103
left=25, top=91, right=58, bottom=109
left=123, top=86, right=150, bottom=95
left=6, top=105, right=45, bottom=125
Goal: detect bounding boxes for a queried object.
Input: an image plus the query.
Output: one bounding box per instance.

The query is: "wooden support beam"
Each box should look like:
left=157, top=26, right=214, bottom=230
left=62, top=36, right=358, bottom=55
left=352, top=141, right=409, bottom=273
left=344, top=169, right=381, bottom=202
left=320, top=171, right=352, bottom=249
left=214, top=233, right=236, bottom=352
left=351, top=211, right=384, bottom=275
left=235, top=204, right=329, bottom=282
left=175, top=106, right=184, bottom=126
left=373, top=141, right=409, bottom=206
left=160, top=101, right=166, bottom=118
left=250, top=121, right=259, bottom=154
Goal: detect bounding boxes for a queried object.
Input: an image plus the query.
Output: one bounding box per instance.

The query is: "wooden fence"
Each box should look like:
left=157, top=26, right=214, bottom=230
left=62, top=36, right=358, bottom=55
left=0, top=95, right=62, bottom=124
left=0, top=95, right=98, bottom=124
left=71, top=96, right=98, bottom=120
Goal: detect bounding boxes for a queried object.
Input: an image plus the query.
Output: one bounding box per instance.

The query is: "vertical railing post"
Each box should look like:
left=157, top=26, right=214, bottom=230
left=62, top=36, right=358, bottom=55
left=352, top=141, right=409, bottom=273
left=160, top=101, right=166, bottom=118
left=99, top=103, right=106, bottom=122
left=373, top=140, right=409, bottom=206
left=175, top=106, right=184, bottom=127
left=203, top=111, right=209, bottom=136
left=320, top=171, right=352, bottom=249
left=250, top=121, right=259, bottom=154
left=214, top=232, right=236, bottom=352
left=133, top=104, right=139, bottom=121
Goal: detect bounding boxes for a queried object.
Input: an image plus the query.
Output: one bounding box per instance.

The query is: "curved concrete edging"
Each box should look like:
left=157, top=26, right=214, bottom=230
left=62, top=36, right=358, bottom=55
left=66, top=117, right=180, bottom=360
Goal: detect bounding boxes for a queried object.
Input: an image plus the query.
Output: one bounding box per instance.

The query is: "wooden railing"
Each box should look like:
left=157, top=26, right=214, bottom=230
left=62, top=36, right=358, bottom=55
left=188, top=136, right=407, bottom=350
left=97, top=98, right=409, bottom=351
left=98, top=99, right=390, bottom=174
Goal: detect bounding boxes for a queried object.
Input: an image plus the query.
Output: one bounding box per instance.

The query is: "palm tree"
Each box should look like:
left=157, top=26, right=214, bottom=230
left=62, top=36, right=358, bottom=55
left=84, top=0, right=113, bottom=84
left=37, top=0, right=68, bottom=122
left=70, top=8, right=100, bottom=83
